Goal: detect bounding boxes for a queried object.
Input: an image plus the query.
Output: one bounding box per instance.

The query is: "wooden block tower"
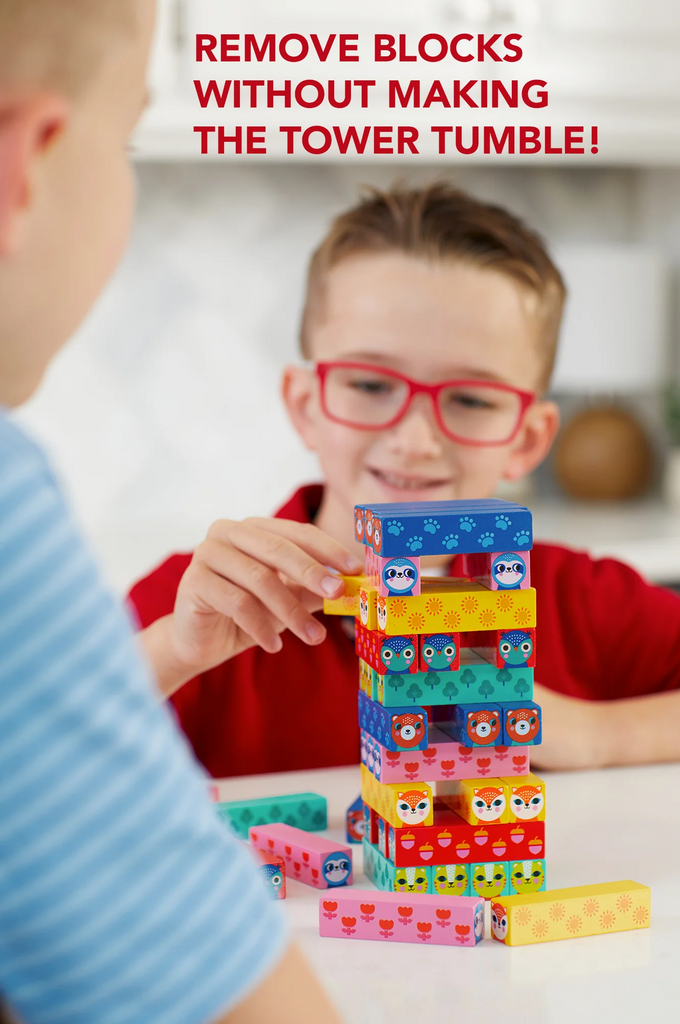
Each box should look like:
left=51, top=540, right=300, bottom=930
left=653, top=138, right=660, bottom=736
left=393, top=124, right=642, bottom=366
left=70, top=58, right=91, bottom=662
left=327, top=498, right=547, bottom=904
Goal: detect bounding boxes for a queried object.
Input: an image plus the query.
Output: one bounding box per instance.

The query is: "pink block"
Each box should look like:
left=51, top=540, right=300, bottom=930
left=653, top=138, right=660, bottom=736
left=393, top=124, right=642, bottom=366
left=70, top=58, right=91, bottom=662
left=366, top=726, right=531, bottom=783
left=319, top=889, right=484, bottom=946
left=365, top=547, right=421, bottom=598
left=249, top=823, right=353, bottom=890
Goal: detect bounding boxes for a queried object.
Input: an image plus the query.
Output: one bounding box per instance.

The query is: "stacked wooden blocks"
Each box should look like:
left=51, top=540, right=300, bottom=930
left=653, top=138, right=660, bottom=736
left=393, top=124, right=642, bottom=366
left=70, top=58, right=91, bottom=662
left=327, top=499, right=547, bottom=909
left=324, top=497, right=651, bottom=946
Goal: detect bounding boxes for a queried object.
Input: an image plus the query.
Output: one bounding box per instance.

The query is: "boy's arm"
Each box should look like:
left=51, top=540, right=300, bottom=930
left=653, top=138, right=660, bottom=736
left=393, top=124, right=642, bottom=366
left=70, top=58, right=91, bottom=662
left=138, top=518, right=363, bottom=698
left=533, top=684, right=680, bottom=770
left=217, top=945, right=342, bottom=1024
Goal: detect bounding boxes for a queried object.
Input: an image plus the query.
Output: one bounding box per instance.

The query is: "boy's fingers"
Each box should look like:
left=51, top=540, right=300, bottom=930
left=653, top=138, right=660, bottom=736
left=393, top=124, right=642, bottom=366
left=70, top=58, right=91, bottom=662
left=187, top=564, right=284, bottom=654
left=209, top=517, right=364, bottom=580
left=195, top=539, right=329, bottom=648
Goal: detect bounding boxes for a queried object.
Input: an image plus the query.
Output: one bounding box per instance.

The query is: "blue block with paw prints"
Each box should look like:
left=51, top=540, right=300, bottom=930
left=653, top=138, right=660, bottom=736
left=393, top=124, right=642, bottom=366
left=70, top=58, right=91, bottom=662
left=355, top=498, right=532, bottom=558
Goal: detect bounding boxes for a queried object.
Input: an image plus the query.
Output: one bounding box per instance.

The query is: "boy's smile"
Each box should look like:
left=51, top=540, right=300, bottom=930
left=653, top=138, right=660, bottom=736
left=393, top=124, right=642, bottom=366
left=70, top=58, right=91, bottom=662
left=283, top=251, right=559, bottom=558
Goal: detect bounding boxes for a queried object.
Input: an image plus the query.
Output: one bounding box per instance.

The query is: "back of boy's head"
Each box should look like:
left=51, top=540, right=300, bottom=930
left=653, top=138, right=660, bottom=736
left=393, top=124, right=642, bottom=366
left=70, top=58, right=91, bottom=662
left=301, top=182, right=566, bottom=393
left=0, top=0, right=137, bottom=96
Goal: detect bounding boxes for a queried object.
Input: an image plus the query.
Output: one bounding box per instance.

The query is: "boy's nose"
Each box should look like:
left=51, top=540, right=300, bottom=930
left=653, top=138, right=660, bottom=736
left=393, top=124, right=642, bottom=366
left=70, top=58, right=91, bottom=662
left=385, top=394, right=445, bottom=456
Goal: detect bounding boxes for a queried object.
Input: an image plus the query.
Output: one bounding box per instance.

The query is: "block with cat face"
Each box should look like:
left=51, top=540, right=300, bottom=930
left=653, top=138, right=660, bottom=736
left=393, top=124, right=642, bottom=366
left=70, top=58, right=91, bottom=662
left=508, top=858, right=547, bottom=896
left=501, top=772, right=546, bottom=823
left=470, top=860, right=511, bottom=900
left=361, top=836, right=433, bottom=895
left=360, top=765, right=434, bottom=830
left=438, top=778, right=511, bottom=826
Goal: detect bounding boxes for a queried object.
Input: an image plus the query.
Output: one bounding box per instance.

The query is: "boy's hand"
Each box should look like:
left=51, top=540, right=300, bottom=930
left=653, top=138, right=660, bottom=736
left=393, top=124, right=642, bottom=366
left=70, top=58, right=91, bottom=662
left=530, top=683, right=607, bottom=771
left=141, top=518, right=363, bottom=698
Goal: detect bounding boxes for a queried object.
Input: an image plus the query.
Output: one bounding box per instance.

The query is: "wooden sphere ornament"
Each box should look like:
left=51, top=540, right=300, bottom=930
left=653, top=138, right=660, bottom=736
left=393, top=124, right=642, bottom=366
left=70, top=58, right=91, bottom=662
left=555, top=406, right=653, bottom=501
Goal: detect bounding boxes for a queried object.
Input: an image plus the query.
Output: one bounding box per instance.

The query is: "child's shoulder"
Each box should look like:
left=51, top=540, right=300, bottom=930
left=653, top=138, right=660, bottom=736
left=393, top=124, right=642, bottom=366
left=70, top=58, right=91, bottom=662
left=0, top=413, right=50, bottom=476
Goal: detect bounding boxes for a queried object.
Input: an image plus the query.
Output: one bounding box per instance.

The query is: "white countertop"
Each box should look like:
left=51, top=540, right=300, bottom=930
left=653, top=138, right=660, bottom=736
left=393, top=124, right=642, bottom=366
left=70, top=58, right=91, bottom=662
left=216, top=762, right=678, bottom=1024
left=532, top=499, right=680, bottom=585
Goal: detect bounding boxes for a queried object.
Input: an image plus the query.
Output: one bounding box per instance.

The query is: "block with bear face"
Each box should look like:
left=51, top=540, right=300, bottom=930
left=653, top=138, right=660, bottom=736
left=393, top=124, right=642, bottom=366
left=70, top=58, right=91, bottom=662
left=435, top=703, right=503, bottom=748
left=499, top=701, right=542, bottom=747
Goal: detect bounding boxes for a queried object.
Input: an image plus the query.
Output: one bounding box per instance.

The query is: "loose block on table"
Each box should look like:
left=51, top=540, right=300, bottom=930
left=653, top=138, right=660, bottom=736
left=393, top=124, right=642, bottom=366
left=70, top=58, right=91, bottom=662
left=346, top=795, right=365, bottom=844
left=459, top=549, right=531, bottom=591
left=358, top=690, right=428, bottom=752
left=355, top=500, right=533, bottom=558
left=490, top=880, right=651, bottom=946
left=356, top=622, right=420, bottom=676
left=319, top=887, right=485, bottom=946
left=216, top=791, right=327, bottom=839
left=250, top=847, right=286, bottom=900
left=361, top=725, right=531, bottom=785
left=249, top=823, right=352, bottom=890
left=361, top=764, right=433, bottom=830
left=365, top=546, right=421, bottom=597
left=374, top=579, right=536, bottom=636
left=384, top=802, right=545, bottom=867
left=366, top=656, right=534, bottom=708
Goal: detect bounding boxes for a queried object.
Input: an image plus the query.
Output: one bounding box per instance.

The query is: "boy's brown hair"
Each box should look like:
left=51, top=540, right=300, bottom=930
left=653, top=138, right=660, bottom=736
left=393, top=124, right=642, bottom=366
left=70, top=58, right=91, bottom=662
left=300, top=182, right=566, bottom=392
left=0, top=0, right=137, bottom=96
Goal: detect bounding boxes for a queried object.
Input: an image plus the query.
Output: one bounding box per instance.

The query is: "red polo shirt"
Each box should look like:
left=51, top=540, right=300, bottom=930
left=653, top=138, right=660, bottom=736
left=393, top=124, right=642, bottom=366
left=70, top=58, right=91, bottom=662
left=128, top=485, right=680, bottom=778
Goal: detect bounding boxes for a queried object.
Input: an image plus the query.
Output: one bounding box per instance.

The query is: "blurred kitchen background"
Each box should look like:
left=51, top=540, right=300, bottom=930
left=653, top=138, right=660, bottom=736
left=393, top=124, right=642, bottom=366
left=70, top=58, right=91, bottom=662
left=16, top=0, right=680, bottom=594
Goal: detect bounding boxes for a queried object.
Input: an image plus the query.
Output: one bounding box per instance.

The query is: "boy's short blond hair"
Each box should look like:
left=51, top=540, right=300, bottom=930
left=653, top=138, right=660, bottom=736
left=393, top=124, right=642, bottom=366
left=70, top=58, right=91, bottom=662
left=0, top=0, right=137, bottom=97
left=301, top=183, right=566, bottom=393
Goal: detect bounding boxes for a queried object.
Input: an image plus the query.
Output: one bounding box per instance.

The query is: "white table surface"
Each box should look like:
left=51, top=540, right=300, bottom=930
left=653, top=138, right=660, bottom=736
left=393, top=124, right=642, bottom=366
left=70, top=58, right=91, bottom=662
left=217, top=763, right=678, bottom=1024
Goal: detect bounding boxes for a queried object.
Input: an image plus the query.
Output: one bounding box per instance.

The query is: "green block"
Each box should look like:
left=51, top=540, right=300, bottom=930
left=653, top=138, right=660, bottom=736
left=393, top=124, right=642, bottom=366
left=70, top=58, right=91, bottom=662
left=217, top=791, right=327, bottom=839
left=372, top=658, right=533, bottom=708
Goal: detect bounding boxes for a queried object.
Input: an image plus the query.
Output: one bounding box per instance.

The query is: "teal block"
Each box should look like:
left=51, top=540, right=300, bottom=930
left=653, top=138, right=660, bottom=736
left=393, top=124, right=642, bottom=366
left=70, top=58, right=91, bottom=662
left=507, top=858, right=547, bottom=896
left=373, top=661, right=533, bottom=708
left=470, top=861, right=512, bottom=900
left=217, top=792, right=327, bottom=839
left=362, top=839, right=433, bottom=894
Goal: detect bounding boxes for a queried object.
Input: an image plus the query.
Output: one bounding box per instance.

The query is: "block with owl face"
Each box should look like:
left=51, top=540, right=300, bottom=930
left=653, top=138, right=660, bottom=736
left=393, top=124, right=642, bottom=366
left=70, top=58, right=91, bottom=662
left=419, top=632, right=460, bottom=673
left=358, top=690, right=428, bottom=752
left=435, top=703, right=503, bottom=748
left=250, top=847, right=286, bottom=900
left=499, top=701, right=542, bottom=746
left=361, top=765, right=434, bottom=830
left=346, top=794, right=366, bottom=845
left=462, top=628, right=537, bottom=669
left=355, top=623, right=420, bottom=676
left=365, top=545, right=421, bottom=597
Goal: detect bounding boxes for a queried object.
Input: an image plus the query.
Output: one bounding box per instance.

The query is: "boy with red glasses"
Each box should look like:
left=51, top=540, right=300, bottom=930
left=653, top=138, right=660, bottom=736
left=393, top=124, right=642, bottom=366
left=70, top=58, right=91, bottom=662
left=131, top=183, right=680, bottom=776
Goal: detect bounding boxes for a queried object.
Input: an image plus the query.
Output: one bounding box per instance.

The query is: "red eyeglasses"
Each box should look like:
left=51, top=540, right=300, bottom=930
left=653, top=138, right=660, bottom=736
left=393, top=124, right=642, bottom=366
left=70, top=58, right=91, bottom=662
left=316, top=362, right=535, bottom=447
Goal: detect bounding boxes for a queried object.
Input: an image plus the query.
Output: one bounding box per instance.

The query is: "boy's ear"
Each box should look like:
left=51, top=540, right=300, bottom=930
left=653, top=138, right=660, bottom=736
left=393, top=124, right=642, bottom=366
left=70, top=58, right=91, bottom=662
left=281, top=364, right=320, bottom=452
left=0, top=93, right=69, bottom=257
left=501, top=399, right=560, bottom=482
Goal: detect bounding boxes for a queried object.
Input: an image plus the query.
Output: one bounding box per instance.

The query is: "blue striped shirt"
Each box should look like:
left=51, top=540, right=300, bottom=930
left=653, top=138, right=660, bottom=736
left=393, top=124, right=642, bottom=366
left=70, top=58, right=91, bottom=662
left=0, top=414, right=287, bottom=1024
